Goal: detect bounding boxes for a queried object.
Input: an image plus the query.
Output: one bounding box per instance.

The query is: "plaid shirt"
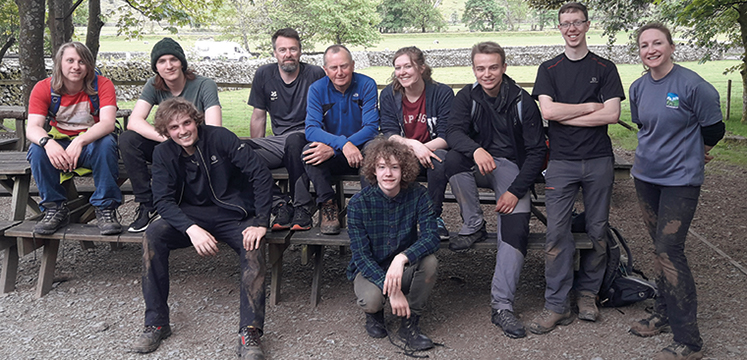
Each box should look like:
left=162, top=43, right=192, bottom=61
left=346, top=183, right=440, bottom=289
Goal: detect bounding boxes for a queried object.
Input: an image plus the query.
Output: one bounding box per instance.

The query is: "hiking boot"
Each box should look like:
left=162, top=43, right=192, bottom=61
left=630, top=313, right=671, bottom=337
left=95, top=207, right=122, bottom=235
left=34, top=202, right=70, bottom=235
left=654, top=341, right=704, bottom=360
left=132, top=325, right=172, bottom=353
left=128, top=202, right=159, bottom=233
left=319, top=199, right=340, bottom=235
left=448, top=223, right=487, bottom=252
left=436, top=217, right=449, bottom=240
left=491, top=308, right=526, bottom=339
left=365, top=310, right=387, bottom=338
left=528, top=308, right=575, bottom=335
left=576, top=291, right=599, bottom=322
left=398, top=315, right=434, bottom=351
left=237, top=326, right=265, bottom=360
left=271, top=202, right=294, bottom=231
left=290, top=205, right=313, bottom=231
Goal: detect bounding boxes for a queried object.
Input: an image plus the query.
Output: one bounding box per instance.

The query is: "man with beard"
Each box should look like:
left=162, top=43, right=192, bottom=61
left=246, top=28, right=326, bottom=231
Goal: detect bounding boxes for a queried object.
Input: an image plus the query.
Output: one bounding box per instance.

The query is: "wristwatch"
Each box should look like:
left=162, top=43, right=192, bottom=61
left=39, top=136, right=50, bottom=148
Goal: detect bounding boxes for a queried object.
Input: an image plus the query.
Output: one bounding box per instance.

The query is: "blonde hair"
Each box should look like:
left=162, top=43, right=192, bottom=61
left=51, top=42, right=97, bottom=95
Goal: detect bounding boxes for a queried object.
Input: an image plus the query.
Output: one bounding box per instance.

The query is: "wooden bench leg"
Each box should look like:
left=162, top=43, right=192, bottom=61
left=309, top=245, right=324, bottom=307
left=1, top=244, right=19, bottom=293
left=268, top=242, right=289, bottom=306
left=36, top=239, right=60, bottom=298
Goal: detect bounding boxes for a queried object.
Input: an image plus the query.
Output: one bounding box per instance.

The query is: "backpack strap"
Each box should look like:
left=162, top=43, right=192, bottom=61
left=47, top=75, right=101, bottom=118
left=48, top=87, right=62, bottom=118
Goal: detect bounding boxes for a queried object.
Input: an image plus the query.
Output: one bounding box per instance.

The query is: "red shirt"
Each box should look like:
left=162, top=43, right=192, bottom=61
left=402, top=92, right=430, bottom=143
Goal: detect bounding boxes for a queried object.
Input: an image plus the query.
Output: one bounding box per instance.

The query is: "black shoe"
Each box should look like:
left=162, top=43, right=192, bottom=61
left=271, top=202, right=294, bottom=231
left=237, top=326, right=265, bottom=360
left=436, top=217, right=449, bottom=240
left=491, top=308, right=526, bottom=339
left=319, top=199, right=340, bottom=235
left=365, top=311, right=387, bottom=338
left=128, top=203, right=159, bottom=233
left=33, top=202, right=70, bottom=235
left=132, top=325, right=171, bottom=353
left=95, top=207, right=122, bottom=235
left=398, top=315, right=434, bottom=351
left=449, top=223, right=487, bottom=252
left=290, top=206, right=313, bottom=231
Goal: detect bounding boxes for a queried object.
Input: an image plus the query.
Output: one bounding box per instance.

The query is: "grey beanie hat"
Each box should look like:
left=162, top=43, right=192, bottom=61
left=151, top=37, right=188, bottom=73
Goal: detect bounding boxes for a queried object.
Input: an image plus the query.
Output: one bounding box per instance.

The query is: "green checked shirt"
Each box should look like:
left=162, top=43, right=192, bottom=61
left=346, top=183, right=440, bottom=290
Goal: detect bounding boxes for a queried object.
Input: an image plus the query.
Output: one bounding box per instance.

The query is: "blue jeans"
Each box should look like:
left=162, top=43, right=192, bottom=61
left=27, top=134, right=122, bottom=210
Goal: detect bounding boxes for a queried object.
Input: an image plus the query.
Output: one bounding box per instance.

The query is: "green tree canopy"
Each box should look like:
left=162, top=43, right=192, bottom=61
left=379, top=0, right=446, bottom=33
left=463, top=0, right=505, bottom=31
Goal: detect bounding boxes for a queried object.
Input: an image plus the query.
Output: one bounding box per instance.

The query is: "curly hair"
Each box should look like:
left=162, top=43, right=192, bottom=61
left=153, top=97, right=205, bottom=137
left=361, top=137, right=420, bottom=189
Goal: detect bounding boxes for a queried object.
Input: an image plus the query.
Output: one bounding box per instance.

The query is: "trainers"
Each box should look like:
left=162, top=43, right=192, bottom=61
left=576, top=291, right=599, bottom=322
left=237, top=326, right=265, bottom=360
left=290, top=206, right=313, bottom=231
left=398, top=315, right=434, bottom=351
left=630, top=313, right=671, bottom=337
left=491, top=309, right=526, bottom=339
left=128, top=203, right=160, bottom=233
left=528, top=308, right=575, bottom=335
left=319, top=199, right=340, bottom=235
left=33, top=202, right=70, bottom=235
left=132, top=325, right=172, bottom=353
left=654, top=341, right=704, bottom=360
left=95, top=207, right=122, bottom=235
left=448, top=222, right=487, bottom=252
left=365, top=310, right=387, bottom=338
left=436, top=217, right=449, bottom=240
left=271, top=202, right=294, bottom=231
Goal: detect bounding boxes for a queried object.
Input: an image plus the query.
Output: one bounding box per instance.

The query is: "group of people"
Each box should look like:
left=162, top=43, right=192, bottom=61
left=24, top=2, right=723, bottom=359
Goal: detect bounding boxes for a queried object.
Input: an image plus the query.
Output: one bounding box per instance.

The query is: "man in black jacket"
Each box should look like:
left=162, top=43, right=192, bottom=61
left=444, top=42, right=546, bottom=339
left=131, top=98, right=272, bottom=360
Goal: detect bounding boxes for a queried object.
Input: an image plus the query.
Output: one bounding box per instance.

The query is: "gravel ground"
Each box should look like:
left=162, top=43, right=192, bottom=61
left=0, top=157, right=746, bottom=360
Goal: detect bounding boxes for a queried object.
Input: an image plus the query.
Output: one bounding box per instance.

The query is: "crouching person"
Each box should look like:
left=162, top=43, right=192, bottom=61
left=346, top=138, right=440, bottom=351
left=132, top=98, right=272, bottom=360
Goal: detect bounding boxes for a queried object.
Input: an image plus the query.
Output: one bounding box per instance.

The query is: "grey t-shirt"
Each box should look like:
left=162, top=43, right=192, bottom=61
left=629, top=64, right=722, bottom=186
left=139, top=74, right=221, bottom=113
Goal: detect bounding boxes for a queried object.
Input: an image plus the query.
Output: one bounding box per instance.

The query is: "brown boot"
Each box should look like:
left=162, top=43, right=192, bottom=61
left=320, top=199, right=340, bottom=235
left=528, top=308, right=575, bottom=335
left=654, top=341, right=704, bottom=360
left=576, top=291, right=599, bottom=322
left=630, top=313, right=671, bottom=337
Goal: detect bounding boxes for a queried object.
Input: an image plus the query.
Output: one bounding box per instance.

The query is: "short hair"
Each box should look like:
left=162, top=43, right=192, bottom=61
left=323, top=45, right=352, bottom=66
left=153, top=97, right=205, bottom=138
left=389, top=46, right=433, bottom=93
left=272, top=28, right=302, bottom=51
left=51, top=42, right=97, bottom=95
left=360, top=137, right=420, bottom=189
left=471, top=41, right=506, bottom=65
left=558, top=2, right=588, bottom=22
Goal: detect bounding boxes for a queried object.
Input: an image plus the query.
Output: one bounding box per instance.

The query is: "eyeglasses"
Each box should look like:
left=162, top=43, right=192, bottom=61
left=559, top=20, right=587, bottom=29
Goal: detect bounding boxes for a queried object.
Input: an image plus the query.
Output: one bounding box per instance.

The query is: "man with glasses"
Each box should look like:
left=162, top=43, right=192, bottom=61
left=246, top=28, right=325, bottom=231
left=529, top=2, right=625, bottom=334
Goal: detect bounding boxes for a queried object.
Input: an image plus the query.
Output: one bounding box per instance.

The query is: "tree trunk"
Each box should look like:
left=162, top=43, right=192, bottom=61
left=15, top=0, right=47, bottom=108
left=0, top=36, right=16, bottom=62
left=48, top=0, right=74, bottom=56
left=738, top=4, right=747, bottom=123
left=86, top=0, right=104, bottom=62
left=502, top=0, right=514, bottom=31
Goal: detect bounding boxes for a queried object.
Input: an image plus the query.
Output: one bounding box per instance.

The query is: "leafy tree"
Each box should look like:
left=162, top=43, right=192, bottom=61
left=111, top=0, right=225, bottom=39
left=312, top=0, right=381, bottom=46
left=500, top=0, right=530, bottom=31
left=532, top=8, right=555, bottom=31
left=0, top=0, right=19, bottom=61
left=410, top=0, right=448, bottom=33
left=379, top=0, right=446, bottom=33
left=378, top=0, right=414, bottom=33
left=462, top=0, right=505, bottom=31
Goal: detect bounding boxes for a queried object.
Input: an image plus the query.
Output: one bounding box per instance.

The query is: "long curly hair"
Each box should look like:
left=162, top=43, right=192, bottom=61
left=361, top=137, right=420, bottom=189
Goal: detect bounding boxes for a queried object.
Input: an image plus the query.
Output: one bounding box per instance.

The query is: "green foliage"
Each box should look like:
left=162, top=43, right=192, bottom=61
left=0, top=0, right=19, bottom=48
left=462, top=0, right=505, bottom=31
left=72, top=2, right=89, bottom=26
left=110, top=0, right=224, bottom=39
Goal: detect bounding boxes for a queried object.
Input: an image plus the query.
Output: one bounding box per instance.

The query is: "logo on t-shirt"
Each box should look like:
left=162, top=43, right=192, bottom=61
left=270, top=91, right=278, bottom=101
left=590, top=77, right=598, bottom=84
left=666, top=93, right=679, bottom=109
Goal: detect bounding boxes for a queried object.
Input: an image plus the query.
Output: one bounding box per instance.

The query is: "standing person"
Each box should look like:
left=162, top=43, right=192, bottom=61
left=347, top=138, right=440, bottom=351
left=628, top=23, right=724, bottom=360
left=26, top=41, right=122, bottom=235
left=379, top=46, right=454, bottom=239
left=246, top=28, right=326, bottom=231
left=529, top=2, right=625, bottom=334
left=119, top=37, right=222, bottom=233
left=131, top=98, right=272, bottom=360
left=445, top=42, right=546, bottom=338
left=301, top=45, right=379, bottom=235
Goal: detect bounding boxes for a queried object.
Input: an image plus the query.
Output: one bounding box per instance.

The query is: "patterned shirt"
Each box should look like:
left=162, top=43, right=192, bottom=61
left=346, top=183, right=440, bottom=289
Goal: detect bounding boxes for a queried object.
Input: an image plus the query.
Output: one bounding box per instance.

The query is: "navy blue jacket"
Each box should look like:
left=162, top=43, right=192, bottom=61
left=379, top=80, right=454, bottom=141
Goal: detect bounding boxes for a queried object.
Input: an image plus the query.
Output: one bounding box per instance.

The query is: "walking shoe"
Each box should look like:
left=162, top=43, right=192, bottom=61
left=654, top=341, right=704, bottom=360
left=132, top=325, right=171, bottom=353
left=95, top=206, right=122, bottom=235
left=365, top=310, right=387, bottom=338
left=128, top=202, right=159, bottom=233
left=576, top=291, right=599, bottom=322
left=436, top=217, right=449, bottom=240
left=319, top=199, right=340, bottom=235
left=290, top=205, right=314, bottom=231
left=398, top=315, right=434, bottom=351
left=33, top=202, right=70, bottom=235
left=237, top=326, right=265, bottom=360
left=271, top=202, right=294, bottom=231
left=528, top=308, right=575, bottom=335
left=630, top=313, right=671, bottom=337
left=491, top=308, right=526, bottom=339
left=448, top=223, right=487, bottom=252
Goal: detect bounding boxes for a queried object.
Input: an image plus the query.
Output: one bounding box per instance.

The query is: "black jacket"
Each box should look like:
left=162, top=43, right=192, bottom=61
left=446, top=75, right=547, bottom=199
left=152, top=125, right=273, bottom=233
left=379, top=80, right=455, bottom=140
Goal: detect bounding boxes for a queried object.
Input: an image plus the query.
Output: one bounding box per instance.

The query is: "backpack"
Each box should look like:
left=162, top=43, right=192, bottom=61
left=47, top=74, right=122, bottom=136
left=599, top=225, right=658, bottom=307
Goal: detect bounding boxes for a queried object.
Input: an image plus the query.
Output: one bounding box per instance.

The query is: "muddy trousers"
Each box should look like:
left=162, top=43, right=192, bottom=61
left=142, top=210, right=266, bottom=330
left=634, top=178, right=703, bottom=352
left=245, top=132, right=308, bottom=208
left=353, top=254, right=438, bottom=316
